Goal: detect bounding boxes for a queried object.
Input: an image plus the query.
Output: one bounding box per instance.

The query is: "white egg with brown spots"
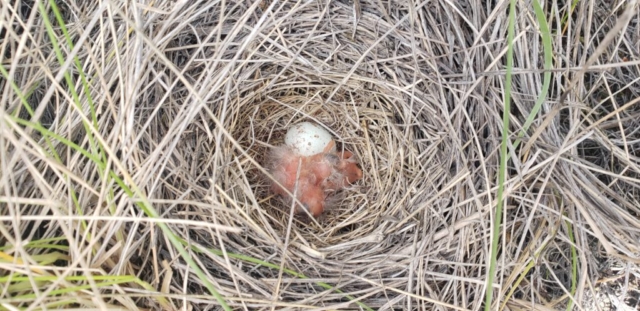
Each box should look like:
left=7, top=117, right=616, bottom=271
left=284, top=122, right=333, bottom=157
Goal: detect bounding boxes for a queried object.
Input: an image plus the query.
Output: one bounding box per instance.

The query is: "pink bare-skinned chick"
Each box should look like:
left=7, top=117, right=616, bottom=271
left=268, top=146, right=303, bottom=196
left=267, top=145, right=329, bottom=217
left=325, top=149, right=363, bottom=191
left=297, top=183, right=325, bottom=217
left=267, top=139, right=362, bottom=218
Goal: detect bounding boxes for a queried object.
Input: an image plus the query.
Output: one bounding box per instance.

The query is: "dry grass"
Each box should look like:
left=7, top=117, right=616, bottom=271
left=1, top=0, right=640, bottom=310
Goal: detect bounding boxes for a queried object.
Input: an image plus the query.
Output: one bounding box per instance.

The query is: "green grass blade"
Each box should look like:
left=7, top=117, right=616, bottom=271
left=38, top=1, right=94, bottom=238
left=513, top=0, right=553, bottom=150
left=560, top=0, right=580, bottom=33
left=565, top=219, right=578, bottom=311
left=485, top=0, right=516, bottom=309
left=0, top=274, right=171, bottom=309
left=47, top=0, right=120, bottom=226
left=0, top=237, right=69, bottom=252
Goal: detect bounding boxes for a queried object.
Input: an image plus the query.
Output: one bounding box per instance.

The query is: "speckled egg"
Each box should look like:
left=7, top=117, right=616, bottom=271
left=284, top=122, right=333, bottom=157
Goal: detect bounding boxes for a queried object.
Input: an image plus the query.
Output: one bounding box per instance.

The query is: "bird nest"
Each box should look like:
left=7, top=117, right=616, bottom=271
left=235, top=90, right=434, bottom=243
left=3, top=0, right=640, bottom=310
left=159, top=2, right=466, bottom=307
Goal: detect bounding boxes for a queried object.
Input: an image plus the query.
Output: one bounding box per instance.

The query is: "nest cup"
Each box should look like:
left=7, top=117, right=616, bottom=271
left=232, top=88, right=438, bottom=246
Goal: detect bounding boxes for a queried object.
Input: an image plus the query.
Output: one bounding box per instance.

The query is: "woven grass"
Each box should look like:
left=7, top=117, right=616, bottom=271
left=1, top=0, right=640, bottom=310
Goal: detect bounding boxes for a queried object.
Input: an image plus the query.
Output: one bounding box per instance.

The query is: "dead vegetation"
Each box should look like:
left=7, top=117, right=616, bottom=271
left=1, top=0, right=639, bottom=310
